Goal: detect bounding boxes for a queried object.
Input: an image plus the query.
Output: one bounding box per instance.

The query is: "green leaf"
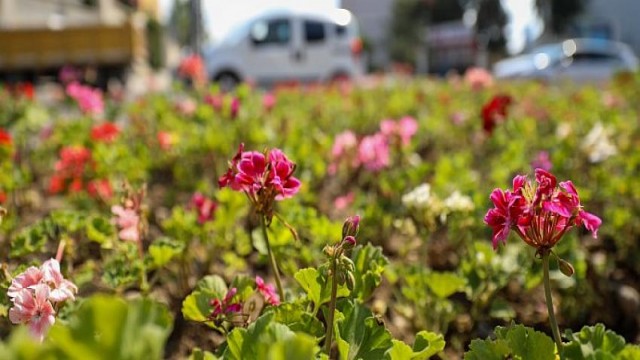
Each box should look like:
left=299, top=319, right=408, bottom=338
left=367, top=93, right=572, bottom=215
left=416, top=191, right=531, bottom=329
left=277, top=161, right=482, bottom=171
left=351, top=244, right=389, bottom=301
left=182, top=290, right=213, bottom=323
left=189, top=348, right=219, bottom=360
left=384, top=331, right=445, bottom=360
left=563, top=323, right=627, bottom=359
left=335, top=300, right=393, bottom=360
left=85, top=215, right=115, bottom=247
left=268, top=303, right=325, bottom=338
left=619, top=345, right=640, bottom=360
left=148, top=237, right=185, bottom=268
left=224, top=313, right=299, bottom=360
left=412, top=331, right=446, bottom=359
left=267, top=333, right=319, bottom=360
left=294, top=268, right=349, bottom=311
left=48, top=295, right=172, bottom=360
left=424, top=272, right=466, bottom=299
left=464, top=324, right=555, bottom=360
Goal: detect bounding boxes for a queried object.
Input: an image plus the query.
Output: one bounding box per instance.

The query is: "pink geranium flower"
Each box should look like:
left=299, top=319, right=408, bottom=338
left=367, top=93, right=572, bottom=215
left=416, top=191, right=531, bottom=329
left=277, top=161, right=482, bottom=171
left=111, top=205, right=141, bottom=242
left=7, top=259, right=77, bottom=341
left=532, top=151, right=552, bottom=171
left=7, top=267, right=43, bottom=298
left=41, top=259, right=79, bottom=302
left=9, top=285, right=56, bottom=342
left=209, top=288, right=242, bottom=319
left=190, top=192, right=217, bottom=224
left=255, top=276, right=280, bottom=306
left=66, top=82, right=104, bottom=116
left=262, top=93, right=276, bottom=112
left=220, top=145, right=301, bottom=214
left=484, top=169, right=601, bottom=251
left=380, top=117, right=418, bottom=146
left=358, top=133, right=390, bottom=171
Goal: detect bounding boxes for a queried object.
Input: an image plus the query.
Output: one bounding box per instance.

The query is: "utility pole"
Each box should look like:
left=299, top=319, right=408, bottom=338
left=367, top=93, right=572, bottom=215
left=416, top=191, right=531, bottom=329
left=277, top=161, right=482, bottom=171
left=190, top=0, right=202, bottom=54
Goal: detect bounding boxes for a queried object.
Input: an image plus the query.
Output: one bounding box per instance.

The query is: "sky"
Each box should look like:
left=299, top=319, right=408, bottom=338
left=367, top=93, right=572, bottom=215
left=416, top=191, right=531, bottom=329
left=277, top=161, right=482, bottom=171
left=159, top=0, right=542, bottom=54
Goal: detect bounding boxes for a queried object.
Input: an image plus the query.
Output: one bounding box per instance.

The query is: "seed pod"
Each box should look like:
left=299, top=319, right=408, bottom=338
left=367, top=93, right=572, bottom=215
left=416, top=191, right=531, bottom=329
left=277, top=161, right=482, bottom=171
left=558, top=258, right=575, bottom=277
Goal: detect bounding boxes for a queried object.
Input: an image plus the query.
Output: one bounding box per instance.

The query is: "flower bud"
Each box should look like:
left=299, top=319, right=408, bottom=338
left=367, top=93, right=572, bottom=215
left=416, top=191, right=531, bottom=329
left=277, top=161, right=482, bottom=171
left=342, top=215, right=360, bottom=238
left=558, top=258, right=575, bottom=277
left=342, top=235, right=356, bottom=250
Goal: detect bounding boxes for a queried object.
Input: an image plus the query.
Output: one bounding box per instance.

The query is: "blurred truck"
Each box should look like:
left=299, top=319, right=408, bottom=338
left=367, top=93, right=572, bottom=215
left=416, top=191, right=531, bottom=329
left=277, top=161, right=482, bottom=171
left=0, top=22, right=136, bottom=86
left=0, top=0, right=153, bottom=87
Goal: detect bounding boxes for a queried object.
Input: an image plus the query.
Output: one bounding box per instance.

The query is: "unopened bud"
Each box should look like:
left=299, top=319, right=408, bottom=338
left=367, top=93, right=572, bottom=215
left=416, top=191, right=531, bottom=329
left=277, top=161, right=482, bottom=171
left=346, top=271, right=356, bottom=291
left=342, top=235, right=356, bottom=249
left=558, top=258, right=575, bottom=277
left=342, top=215, right=361, bottom=238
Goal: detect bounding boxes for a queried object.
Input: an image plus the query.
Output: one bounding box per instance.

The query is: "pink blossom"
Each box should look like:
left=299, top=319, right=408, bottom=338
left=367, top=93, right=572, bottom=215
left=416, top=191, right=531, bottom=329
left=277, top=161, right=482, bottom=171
left=7, top=267, right=43, bottom=298
left=209, top=288, right=242, bottom=319
left=111, top=205, right=140, bottom=242
left=464, top=67, right=494, bottom=90
left=176, top=98, right=197, bottom=116
left=221, top=145, right=301, bottom=202
left=262, top=93, right=276, bottom=112
left=205, top=94, right=224, bottom=111
left=190, top=192, right=217, bottom=224
left=230, top=97, right=240, bottom=118
left=484, top=169, right=601, bottom=251
left=255, top=276, right=280, bottom=306
left=66, top=82, right=104, bottom=115
left=358, top=133, right=390, bottom=171
left=9, top=285, right=56, bottom=342
left=331, top=131, right=358, bottom=158
left=41, top=259, right=78, bottom=302
left=532, top=151, right=552, bottom=171
left=334, top=192, right=355, bottom=210
left=380, top=117, right=418, bottom=146
left=157, top=131, right=177, bottom=151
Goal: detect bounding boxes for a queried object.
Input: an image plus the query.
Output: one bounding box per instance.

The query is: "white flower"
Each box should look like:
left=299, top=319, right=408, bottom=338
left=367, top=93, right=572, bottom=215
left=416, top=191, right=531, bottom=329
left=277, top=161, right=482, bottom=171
left=444, top=191, right=474, bottom=212
left=581, top=122, right=617, bottom=163
left=402, top=183, right=433, bottom=209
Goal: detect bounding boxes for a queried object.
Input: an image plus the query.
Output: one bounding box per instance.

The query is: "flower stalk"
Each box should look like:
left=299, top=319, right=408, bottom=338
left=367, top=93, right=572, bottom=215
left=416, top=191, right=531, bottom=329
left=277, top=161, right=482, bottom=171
left=325, top=254, right=339, bottom=355
left=542, top=250, right=563, bottom=355
left=261, top=215, right=284, bottom=301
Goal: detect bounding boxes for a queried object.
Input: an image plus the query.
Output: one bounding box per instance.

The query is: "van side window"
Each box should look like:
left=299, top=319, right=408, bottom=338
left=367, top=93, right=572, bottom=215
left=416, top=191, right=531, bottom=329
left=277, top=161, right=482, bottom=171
left=336, top=25, right=347, bottom=37
left=251, top=19, right=291, bottom=46
left=304, top=20, right=326, bottom=43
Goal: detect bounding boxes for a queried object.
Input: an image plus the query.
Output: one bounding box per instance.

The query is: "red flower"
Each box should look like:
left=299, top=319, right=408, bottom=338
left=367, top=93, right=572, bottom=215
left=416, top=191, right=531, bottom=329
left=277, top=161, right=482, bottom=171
left=0, top=128, right=12, bottom=147
left=482, top=95, right=512, bottom=134
left=209, top=288, right=242, bottom=319
left=91, top=123, right=120, bottom=143
left=87, top=179, right=113, bottom=199
left=49, top=146, right=93, bottom=194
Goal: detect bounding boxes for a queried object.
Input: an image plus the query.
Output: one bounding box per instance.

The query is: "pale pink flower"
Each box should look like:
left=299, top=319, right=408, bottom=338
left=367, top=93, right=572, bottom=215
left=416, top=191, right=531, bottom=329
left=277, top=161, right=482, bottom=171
left=9, top=284, right=56, bottom=342
left=263, top=92, right=276, bottom=112
left=464, top=67, right=494, bottom=90
left=7, top=267, right=43, bottom=298
left=380, top=117, right=418, bottom=146
left=41, top=259, right=78, bottom=302
left=358, top=133, right=390, bottom=171
left=111, top=205, right=141, bottom=242
left=331, top=131, right=358, bottom=158
left=334, top=192, right=355, bottom=210
left=66, top=82, right=104, bottom=115
left=176, top=98, right=197, bottom=116
left=532, top=151, right=553, bottom=171
left=255, top=276, right=280, bottom=306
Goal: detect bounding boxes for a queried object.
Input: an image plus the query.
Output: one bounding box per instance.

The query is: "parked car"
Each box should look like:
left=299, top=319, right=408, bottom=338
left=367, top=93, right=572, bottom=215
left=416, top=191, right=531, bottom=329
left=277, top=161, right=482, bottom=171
left=203, top=8, right=363, bottom=89
left=493, top=38, right=639, bottom=82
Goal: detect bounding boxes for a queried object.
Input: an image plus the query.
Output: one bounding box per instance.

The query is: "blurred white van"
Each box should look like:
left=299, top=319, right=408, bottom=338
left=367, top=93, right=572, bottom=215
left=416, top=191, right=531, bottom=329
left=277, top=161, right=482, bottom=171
left=203, top=8, right=363, bottom=89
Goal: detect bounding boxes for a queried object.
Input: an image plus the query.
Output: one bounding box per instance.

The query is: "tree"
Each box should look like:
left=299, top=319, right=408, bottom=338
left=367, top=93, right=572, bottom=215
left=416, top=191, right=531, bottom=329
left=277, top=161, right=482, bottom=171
left=536, top=0, right=587, bottom=34
left=389, top=0, right=464, bottom=64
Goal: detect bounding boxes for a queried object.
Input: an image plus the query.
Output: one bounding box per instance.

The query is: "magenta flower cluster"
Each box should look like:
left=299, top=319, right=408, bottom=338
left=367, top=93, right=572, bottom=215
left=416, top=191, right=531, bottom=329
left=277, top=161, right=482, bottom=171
left=255, top=276, right=280, bottom=306
left=484, top=169, right=602, bottom=251
left=219, top=144, right=301, bottom=215
left=8, top=259, right=78, bottom=341
left=329, top=116, right=418, bottom=174
left=190, top=192, right=217, bottom=224
left=66, top=82, right=104, bottom=116
left=209, top=288, right=242, bottom=319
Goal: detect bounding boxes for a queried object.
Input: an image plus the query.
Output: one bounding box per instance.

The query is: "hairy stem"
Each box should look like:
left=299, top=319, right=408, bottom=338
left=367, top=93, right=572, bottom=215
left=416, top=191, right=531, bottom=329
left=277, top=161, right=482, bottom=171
left=261, top=216, right=285, bottom=300
left=543, top=251, right=563, bottom=356
left=325, top=255, right=339, bottom=355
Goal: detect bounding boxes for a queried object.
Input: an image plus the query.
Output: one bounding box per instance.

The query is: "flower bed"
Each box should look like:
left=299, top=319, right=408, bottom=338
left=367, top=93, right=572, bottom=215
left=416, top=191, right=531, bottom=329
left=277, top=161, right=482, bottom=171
left=1, top=73, right=640, bottom=358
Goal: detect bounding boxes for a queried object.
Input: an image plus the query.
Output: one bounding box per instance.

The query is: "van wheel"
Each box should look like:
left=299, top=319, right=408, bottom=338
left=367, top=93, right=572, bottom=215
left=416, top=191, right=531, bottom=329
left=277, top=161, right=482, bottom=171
left=214, top=72, right=240, bottom=92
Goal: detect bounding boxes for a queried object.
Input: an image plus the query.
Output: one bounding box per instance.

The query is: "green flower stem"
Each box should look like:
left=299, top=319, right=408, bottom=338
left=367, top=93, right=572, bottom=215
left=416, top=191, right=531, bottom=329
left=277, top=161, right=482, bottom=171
left=325, top=255, right=339, bottom=355
left=542, top=250, right=563, bottom=355
left=261, top=216, right=285, bottom=300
